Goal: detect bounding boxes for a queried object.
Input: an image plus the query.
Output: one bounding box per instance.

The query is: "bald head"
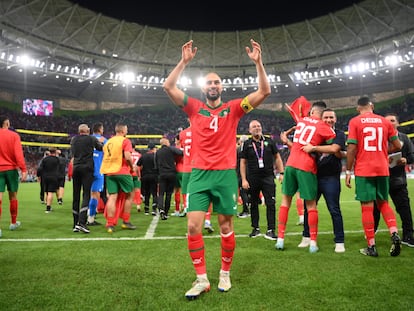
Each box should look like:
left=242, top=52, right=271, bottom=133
left=249, top=120, right=263, bottom=139
left=78, top=124, right=90, bottom=134
left=160, top=137, right=170, bottom=146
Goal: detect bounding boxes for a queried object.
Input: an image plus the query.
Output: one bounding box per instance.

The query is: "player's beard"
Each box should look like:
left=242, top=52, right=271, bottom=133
left=205, top=89, right=221, bottom=101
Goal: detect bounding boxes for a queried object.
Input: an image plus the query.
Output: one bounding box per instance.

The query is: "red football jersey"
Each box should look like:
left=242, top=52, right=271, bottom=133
left=175, top=143, right=184, bottom=173
left=183, top=96, right=245, bottom=170
left=347, top=112, right=398, bottom=177
left=286, top=116, right=336, bottom=174
left=0, top=128, right=27, bottom=173
left=130, top=150, right=141, bottom=177
left=179, top=127, right=192, bottom=173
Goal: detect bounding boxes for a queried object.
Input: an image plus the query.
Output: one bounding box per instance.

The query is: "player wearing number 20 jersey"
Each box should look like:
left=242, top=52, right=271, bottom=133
left=286, top=115, right=336, bottom=174
left=276, top=104, right=336, bottom=252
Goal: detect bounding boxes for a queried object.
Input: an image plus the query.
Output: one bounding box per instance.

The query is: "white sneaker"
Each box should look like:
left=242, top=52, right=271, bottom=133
left=9, top=221, right=21, bottom=231
left=309, top=240, right=319, bottom=253
left=204, top=221, right=214, bottom=233
left=335, top=243, right=345, bottom=253
left=218, top=271, right=231, bottom=292
left=298, top=237, right=311, bottom=248
left=185, top=277, right=210, bottom=300
left=275, top=238, right=284, bottom=250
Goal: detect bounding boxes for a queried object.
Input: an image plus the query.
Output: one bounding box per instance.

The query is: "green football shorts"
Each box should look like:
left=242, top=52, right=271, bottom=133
left=281, top=166, right=318, bottom=200
left=105, top=174, right=134, bottom=195
left=354, top=176, right=389, bottom=202
left=0, top=169, right=20, bottom=192
left=187, top=169, right=238, bottom=216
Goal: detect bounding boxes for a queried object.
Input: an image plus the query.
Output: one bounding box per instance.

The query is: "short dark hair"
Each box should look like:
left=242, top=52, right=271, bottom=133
left=385, top=112, right=399, bottom=121
left=0, top=115, right=9, bottom=127
left=357, top=96, right=371, bottom=106
left=92, top=122, right=103, bottom=133
left=310, top=102, right=325, bottom=116
left=322, top=108, right=335, bottom=114
left=312, top=101, right=327, bottom=109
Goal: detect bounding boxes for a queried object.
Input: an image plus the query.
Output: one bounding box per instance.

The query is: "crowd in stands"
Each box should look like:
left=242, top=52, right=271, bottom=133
left=1, top=94, right=414, bottom=176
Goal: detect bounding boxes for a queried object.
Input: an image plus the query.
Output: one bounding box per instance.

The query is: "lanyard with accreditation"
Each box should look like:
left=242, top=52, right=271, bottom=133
left=252, top=139, right=264, bottom=168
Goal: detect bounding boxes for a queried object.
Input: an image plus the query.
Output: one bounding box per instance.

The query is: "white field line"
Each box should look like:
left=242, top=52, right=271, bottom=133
left=0, top=228, right=389, bottom=242
left=144, top=213, right=160, bottom=239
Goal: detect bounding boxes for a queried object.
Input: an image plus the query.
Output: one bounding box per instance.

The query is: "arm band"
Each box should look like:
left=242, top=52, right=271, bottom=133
left=240, top=97, right=253, bottom=113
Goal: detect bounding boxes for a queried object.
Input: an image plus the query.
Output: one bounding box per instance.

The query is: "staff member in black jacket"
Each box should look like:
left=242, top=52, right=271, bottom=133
left=38, top=148, right=60, bottom=213
left=70, top=123, right=104, bottom=233
left=137, top=143, right=159, bottom=216
left=240, top=120, right=284, bottom=240
left=374, top=113, right=414, bottom=247
left=155, top=137, right=183, bottom=220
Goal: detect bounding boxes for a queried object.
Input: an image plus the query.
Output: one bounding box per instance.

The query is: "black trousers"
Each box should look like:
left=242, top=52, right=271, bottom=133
left=248, top=174, right=276, bottom=231
left=72, top=165, right=94, bottom=227
left=374, top=185, right=414, bottom=239
left=39, top=177, right=45, bottom=201
left=238, top=177, right=250, bottom=213
left=141, top=174, right=158, bottom=211
left=157, top=173, right=176, bottom=214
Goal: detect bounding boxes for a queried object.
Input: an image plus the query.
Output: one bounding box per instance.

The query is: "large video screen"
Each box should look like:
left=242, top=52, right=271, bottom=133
left=22, top=98, right=54, bottom=116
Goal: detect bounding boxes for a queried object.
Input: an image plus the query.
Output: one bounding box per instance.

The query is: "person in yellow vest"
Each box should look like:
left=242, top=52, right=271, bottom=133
left=100, top=122, right=136, bottom=233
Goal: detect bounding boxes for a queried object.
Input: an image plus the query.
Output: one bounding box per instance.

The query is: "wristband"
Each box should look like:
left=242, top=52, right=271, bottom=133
left=345, top=170, right=353, bottom=175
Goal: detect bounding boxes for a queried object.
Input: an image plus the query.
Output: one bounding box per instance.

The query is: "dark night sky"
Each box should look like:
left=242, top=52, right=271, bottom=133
left=69, top=1, right=363, bottom=31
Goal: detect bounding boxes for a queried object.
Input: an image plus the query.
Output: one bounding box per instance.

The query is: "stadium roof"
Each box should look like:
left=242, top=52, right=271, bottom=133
left=68, top=1, right=363, bottom=32
left=0, top=0, right=414, bottom=104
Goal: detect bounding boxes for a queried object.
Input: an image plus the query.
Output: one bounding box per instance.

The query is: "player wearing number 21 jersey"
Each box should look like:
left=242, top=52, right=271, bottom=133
left=347, top=110, right=398, bottom=177
left=345, top=96, right=402, bottom=257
